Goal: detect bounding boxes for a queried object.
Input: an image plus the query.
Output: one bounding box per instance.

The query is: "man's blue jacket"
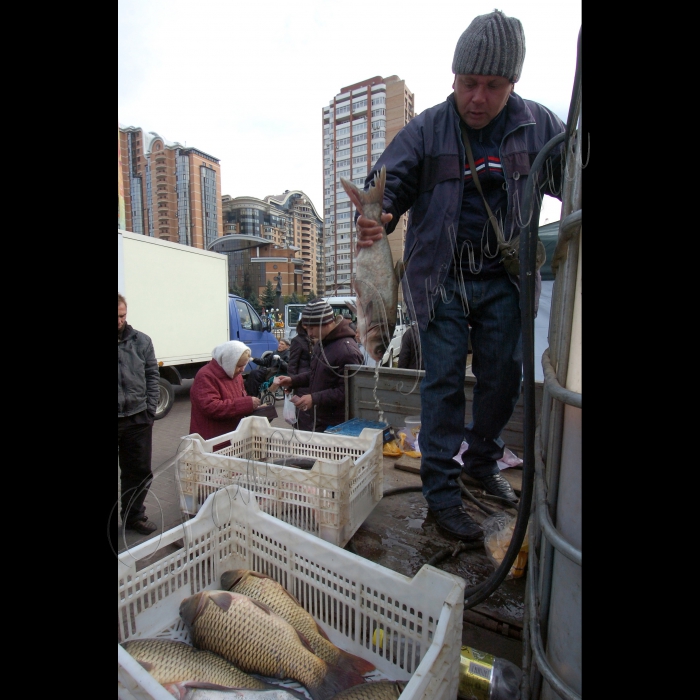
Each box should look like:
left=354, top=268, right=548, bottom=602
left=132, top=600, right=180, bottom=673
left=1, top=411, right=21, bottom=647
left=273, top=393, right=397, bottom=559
left=365, top=92, right=566, bottom=330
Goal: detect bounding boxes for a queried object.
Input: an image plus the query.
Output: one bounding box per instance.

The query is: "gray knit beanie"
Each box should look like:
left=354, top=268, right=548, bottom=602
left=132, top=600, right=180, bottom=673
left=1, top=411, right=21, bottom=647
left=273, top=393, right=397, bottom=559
left=452, top=9, right=525, bottom=83
left=302, top=299, right=335, bottom=326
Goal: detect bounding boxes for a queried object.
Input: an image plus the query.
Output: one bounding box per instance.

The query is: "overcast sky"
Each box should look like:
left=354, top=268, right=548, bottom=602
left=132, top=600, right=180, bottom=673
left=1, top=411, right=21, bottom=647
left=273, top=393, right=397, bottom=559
left=118, top=0, right=581, bottom=225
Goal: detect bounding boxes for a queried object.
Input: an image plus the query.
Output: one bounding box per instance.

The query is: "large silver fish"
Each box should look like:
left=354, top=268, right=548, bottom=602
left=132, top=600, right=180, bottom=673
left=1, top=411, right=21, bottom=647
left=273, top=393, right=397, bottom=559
left=341, top=167, right=403, bottom=362
left=179, top=590, right=366, bottom=700
left=220, top=570, right=375, bottom=676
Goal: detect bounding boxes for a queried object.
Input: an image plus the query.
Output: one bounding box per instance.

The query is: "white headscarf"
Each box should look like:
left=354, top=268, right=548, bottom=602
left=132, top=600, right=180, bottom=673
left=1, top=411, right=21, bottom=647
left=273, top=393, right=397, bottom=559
left=211, top=340, right=250, bottom=378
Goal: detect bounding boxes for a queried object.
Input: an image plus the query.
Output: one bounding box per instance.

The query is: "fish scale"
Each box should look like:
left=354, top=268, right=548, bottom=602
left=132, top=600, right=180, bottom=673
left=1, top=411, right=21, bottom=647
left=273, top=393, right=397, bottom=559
left=221, top=570, right=374, bottom=676
left=193, top=600, right=320, bottom=683
left=223, top=572, right=333, bottom=663
left=120, top=638, right=269, bottom=688
left=340, top=166, right=401, bottom=364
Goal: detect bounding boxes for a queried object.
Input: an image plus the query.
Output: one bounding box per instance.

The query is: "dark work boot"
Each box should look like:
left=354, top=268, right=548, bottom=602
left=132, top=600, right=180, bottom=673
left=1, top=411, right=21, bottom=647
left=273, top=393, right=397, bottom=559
left=430, top=505, right=484, bottom=542
left=125, top=517, right=157, bottom=535
left=476, top=473, right=518, bottom=502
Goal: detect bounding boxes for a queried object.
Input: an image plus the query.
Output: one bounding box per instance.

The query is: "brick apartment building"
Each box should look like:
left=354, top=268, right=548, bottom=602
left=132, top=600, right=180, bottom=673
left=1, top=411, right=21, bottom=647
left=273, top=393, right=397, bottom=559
left=118, top=125, right=223, bottom=250
left=216, top=190, right=324, bottom=299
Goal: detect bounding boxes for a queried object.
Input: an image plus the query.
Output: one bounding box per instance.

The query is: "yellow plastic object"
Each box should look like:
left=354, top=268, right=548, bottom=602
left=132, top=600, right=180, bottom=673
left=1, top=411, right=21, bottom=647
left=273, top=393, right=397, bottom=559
left=383, top=440, right=402, bottom=457
left=384, top=435, right=420, bottom=458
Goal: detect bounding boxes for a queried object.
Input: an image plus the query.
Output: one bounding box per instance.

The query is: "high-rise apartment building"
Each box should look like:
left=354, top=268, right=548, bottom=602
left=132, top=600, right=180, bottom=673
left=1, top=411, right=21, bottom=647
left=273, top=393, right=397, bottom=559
left=220, top=190, right=324, bottom=298
left=118, top=125, right=223, bottom=249
left=322, top=75, right=414, bottom=296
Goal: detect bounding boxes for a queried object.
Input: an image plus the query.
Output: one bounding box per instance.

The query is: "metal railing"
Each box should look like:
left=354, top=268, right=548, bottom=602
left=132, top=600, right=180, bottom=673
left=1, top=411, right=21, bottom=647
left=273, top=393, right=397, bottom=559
left=522, top=26, right=582, bottom=700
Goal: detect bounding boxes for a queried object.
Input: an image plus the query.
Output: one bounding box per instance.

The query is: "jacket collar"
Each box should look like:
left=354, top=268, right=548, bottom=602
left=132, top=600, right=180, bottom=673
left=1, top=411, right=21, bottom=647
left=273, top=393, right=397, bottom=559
left=320, top=318, right=355, bottom=346
left=447, top=90, right=535, bottom=134
left=119, top=324, right=133, bottom=343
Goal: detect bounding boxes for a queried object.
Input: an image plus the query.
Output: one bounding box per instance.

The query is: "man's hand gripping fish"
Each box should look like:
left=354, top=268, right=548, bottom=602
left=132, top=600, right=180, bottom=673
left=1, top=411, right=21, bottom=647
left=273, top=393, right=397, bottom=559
left=340, top=166, right=403, bottom=363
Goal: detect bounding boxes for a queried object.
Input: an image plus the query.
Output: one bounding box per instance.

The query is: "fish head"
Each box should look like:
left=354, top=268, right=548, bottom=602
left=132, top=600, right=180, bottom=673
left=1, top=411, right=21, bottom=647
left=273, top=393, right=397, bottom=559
left=357, top=298, right=395, bottom=362
left=179, top=591, right=210, bottom=628
left=363, top=321, right=395, bottom=362
left=220, top=569, right=247, bottom=591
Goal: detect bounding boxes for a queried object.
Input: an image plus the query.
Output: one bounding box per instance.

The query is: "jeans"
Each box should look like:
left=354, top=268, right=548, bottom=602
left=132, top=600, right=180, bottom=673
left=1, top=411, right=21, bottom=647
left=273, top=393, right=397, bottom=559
left=419, top=274, right=522, bottom=511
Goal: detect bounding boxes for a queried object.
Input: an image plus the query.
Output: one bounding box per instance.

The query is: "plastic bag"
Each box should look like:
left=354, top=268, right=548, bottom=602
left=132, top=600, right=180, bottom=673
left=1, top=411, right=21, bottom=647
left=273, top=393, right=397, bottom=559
left=396, top=429, right=421, bottom=457
left=283, top=391, right=296, bottom=425
left=382, top=439, right=402, bottom=457
left=452, top=441, right=523, bottom=470
left=481, top=512, right=529, bottom=580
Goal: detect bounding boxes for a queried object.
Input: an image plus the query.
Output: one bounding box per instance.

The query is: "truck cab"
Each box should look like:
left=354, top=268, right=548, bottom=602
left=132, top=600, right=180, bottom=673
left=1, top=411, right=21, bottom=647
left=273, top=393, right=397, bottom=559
left=228, top=294, right=278, bottom=363
left=156, top=295, right=277, bottom=419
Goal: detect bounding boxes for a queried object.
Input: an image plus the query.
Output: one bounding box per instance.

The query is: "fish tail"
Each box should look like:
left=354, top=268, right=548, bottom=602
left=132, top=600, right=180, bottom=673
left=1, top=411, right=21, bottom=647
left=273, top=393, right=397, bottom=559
left=340, top=165, right=385, bottom=210
left=311, top=665, right=366, bottom=700
left=373, top=165, right=386, bottom=199
left=161, top=684, right=184, bottom=699
left=360, top=166, right=386, bottom=206
left=335, top=648, right=376, bottom=675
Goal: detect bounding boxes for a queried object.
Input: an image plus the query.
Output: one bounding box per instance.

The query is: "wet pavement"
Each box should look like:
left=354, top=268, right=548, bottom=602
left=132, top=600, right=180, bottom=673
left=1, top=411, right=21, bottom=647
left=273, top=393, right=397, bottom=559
left=117, top=378, right=525, bottom=666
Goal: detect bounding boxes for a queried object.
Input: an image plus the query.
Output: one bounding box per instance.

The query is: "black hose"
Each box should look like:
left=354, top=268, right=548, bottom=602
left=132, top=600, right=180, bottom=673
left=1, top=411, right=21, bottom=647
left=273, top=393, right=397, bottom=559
left=460, top=475, right=522, bottom=502
left=463, top=130, right=569, bottom=607
left=565, top=27, right=583, bottom=152
left=459, top=478, right=498, bottom=516
left=382, top=486, right=423, bottom=497
left=426, top=540, right=483, bottom=566
left=478, top=492, right=520, bottom=509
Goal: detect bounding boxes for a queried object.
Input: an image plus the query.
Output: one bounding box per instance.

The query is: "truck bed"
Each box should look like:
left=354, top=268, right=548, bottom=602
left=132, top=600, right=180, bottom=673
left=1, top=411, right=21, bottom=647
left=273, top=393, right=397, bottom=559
left=345, top=365, right=543, bottom=456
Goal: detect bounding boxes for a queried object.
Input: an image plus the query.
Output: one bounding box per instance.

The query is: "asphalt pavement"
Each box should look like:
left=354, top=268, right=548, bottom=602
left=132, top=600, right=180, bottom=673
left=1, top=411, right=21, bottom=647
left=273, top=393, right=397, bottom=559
left=116, top=377, right=525, bottom=667
left=116, top=379, right=292, bottom=554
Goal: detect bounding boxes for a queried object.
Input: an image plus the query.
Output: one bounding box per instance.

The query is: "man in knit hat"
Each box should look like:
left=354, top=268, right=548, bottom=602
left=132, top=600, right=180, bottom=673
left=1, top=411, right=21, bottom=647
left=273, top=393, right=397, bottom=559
left=277, top=299, right=362, bottom=432
left=350, top=10, right=566, bottom=542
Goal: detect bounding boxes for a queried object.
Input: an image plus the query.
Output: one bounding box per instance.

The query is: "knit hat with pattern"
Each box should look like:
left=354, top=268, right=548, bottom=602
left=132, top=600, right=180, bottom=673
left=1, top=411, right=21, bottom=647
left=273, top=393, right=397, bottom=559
left=302, top=299, right=335, bottom=326
left=452, top=9, right=525, bottom=83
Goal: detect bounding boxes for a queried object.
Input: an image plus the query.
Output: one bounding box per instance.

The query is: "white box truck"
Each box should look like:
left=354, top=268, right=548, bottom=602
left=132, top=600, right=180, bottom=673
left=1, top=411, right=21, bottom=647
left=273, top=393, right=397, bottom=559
left=118, top=230, right=278, bottom=418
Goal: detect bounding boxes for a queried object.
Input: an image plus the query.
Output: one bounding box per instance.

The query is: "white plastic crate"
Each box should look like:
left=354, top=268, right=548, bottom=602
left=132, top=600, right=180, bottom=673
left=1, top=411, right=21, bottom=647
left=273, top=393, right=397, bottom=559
left=118, top=486, right=465, bottom=700
left=176, top=415, right=384, bottom=547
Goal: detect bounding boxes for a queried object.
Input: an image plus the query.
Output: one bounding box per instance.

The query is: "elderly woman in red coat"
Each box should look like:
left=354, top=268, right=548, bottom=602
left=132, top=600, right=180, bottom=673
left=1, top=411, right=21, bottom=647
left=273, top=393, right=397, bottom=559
left=189, top=340, right=260, bottom=448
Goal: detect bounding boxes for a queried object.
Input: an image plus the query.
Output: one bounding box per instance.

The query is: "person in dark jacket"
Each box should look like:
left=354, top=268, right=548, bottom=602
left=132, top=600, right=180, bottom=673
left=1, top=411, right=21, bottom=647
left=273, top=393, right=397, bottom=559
left=244, top=337, right=290, bottom=397
left=277, top=300, right=362, bottom=432
left=117, top=293, right=160, bottom=539
left=351, top=10, right=565, bottom=542
left=397, top=324, right=423, bottom=371
left=284, top=321, right=314, bottom=426
left=287, top=322, right=313, bottom=377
